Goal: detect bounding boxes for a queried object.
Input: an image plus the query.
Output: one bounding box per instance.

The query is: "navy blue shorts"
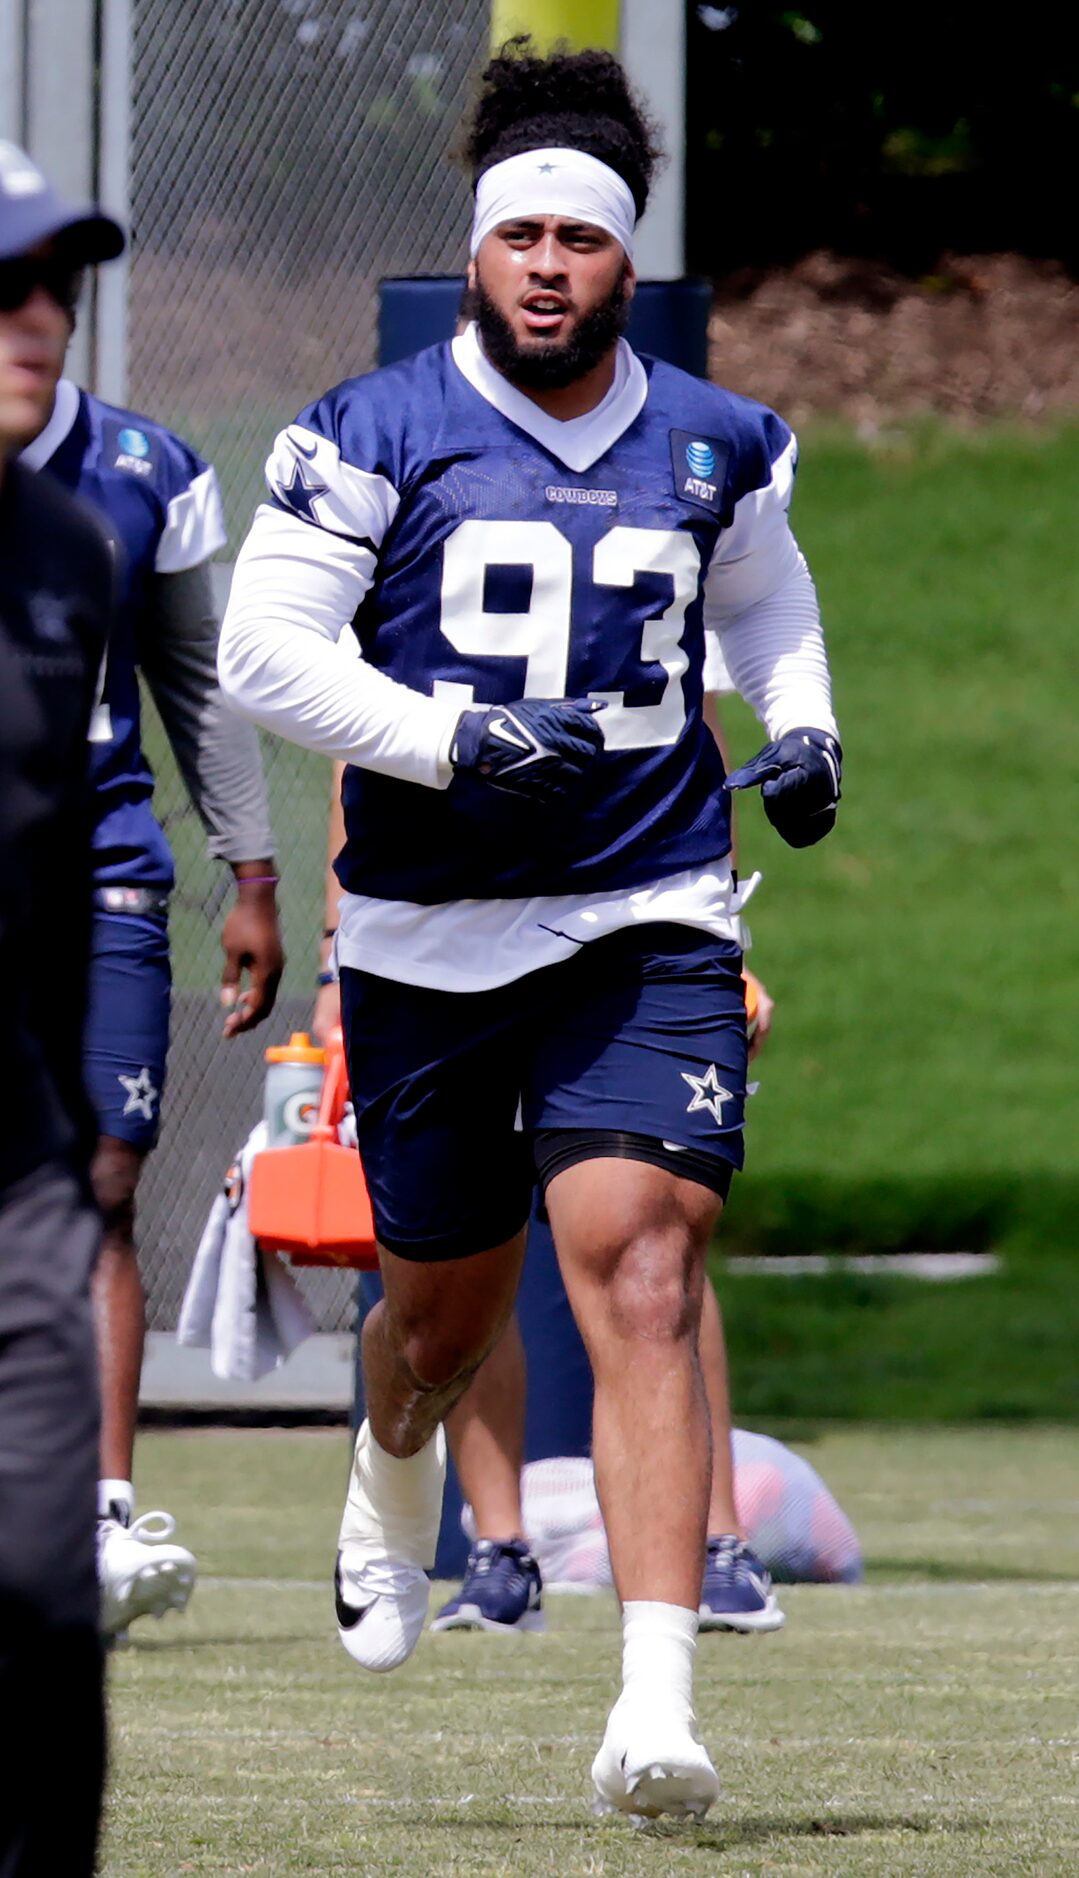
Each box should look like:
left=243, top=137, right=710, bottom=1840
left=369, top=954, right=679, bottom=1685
left=341, top=923, right=749, bottom=1262
left=84, top=912, right=171, bottom=1151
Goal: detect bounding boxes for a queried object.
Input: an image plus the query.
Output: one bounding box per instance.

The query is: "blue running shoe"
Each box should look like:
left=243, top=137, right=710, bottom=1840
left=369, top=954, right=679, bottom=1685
left=699, top=1534, right=785, bottom=1633
left=430, top=1539, right=545, bottom=1634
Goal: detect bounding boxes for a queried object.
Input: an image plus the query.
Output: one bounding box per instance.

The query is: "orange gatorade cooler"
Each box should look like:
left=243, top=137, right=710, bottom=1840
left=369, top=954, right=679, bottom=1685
left=249, top=1027, right=377, bottom=1268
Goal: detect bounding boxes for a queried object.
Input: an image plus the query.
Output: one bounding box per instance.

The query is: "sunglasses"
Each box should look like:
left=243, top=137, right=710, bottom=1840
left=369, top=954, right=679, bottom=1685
left=0, top=256, right=83, bottom=316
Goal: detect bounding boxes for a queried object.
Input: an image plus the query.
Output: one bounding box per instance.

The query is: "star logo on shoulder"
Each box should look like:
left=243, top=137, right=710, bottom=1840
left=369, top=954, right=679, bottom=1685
left=278, top=455, right=327, bottom=523
left=680, top=1063, right=733, bottom=1125
left=118, top=1066, right=158, bottom=1122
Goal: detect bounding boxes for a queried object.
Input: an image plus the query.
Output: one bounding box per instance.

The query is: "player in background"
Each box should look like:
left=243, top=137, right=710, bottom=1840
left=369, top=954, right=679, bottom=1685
left=0, top=142, right=121, bottom=1874
left=220, top=42, right=839, bottom=1821
left=18, top=246, right=284, bottom=1639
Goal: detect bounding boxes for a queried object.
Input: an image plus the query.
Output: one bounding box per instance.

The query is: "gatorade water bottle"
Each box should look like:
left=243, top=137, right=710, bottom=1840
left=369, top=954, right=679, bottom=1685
left=263, top=1033, right=325, bottom=1147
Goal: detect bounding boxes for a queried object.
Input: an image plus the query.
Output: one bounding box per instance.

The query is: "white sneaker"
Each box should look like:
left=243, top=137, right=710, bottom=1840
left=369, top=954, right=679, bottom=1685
left=591, top=1692, right=721, bottom=1822
left=98, top=1511, right=197, bottom=1638
left=335, top=1419, right=446, bottom=1674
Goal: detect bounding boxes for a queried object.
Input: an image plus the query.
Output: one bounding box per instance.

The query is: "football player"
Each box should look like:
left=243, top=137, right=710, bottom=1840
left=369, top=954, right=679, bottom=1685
left=18, top=229, right=284, bottom=1637
left=220, top=42, right=839, bottom=1821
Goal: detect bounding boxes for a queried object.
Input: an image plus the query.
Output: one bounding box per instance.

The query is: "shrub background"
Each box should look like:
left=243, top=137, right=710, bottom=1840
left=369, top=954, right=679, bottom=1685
left=686, top=4, right=1079, bottom=273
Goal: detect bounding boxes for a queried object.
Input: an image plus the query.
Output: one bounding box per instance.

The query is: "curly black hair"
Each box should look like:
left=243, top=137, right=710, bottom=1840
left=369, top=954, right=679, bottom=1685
left=462, top=38, right=663, bottom=219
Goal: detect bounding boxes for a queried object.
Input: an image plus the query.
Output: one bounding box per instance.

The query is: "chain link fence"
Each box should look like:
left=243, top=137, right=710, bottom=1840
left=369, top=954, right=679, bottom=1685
left=128, top=0, right=489, bottom=1332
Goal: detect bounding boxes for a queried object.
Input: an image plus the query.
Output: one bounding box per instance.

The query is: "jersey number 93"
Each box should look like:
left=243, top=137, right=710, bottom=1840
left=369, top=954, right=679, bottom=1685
left=435, top=519, right=699, bottom=752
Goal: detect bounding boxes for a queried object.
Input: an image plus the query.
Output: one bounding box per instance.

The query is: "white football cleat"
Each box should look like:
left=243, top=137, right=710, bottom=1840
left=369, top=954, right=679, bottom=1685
left=591, top=1693, right=721, bottom=1823
left=335, top=1419, right=445, bottom=1673
left=98, top=1510, right=196, bottom=1639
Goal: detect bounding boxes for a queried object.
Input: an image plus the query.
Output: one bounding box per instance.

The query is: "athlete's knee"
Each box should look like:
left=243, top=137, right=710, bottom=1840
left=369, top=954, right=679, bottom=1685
left=399, top=1320, right=488, bottom=1394
left=382, top=1283, right=496, bottom=1393
left=382, top=1239, right=521, bottom=1395
left=90, top=1138, right=144, bottom=1244
left=601, top=1225, right=703, bottom=1347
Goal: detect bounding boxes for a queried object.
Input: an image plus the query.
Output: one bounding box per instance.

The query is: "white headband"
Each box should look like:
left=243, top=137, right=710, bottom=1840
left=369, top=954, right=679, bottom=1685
left=470, top=146, right=636, bottom=261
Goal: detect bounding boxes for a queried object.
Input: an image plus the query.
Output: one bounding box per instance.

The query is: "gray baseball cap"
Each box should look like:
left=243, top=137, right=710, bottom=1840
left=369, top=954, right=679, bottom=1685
left=0, top=140, right=124, bottom=265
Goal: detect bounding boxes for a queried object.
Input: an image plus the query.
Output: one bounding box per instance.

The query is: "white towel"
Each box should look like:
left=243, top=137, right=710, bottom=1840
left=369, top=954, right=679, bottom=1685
left=177, top=1121, right=316, bottom=1382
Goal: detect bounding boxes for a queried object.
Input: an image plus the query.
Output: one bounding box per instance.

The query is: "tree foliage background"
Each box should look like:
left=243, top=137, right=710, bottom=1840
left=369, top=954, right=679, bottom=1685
left=685, top=3, right=1079, bottom=274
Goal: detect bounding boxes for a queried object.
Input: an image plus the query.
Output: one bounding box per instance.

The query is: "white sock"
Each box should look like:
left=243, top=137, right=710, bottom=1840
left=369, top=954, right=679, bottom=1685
left=621, top=1600, right=698, bottom=1712
left=99, top=1478, right=134, bottom=1524
left=342, top=1420, right=445, bottom=1568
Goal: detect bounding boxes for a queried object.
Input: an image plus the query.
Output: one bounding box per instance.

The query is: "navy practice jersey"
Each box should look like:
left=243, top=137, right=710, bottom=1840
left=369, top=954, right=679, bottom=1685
left=269, top=335, right=799, bottom=904
left=26, top=381, right=226, bottom=886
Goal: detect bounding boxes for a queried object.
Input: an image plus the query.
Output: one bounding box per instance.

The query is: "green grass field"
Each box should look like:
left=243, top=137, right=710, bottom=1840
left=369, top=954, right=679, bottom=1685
left=102, top=1426, right=1079, bottom=1876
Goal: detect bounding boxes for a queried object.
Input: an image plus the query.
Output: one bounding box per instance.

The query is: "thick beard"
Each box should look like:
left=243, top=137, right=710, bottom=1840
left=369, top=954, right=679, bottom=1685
left=472, top=266, right=631, bottom=391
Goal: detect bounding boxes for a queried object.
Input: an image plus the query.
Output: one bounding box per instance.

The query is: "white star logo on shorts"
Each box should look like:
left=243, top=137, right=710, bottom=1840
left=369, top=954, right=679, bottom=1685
left=118, top=1066, right=158, bottom=1122
left=680, top=1063, right=733, bottom=1125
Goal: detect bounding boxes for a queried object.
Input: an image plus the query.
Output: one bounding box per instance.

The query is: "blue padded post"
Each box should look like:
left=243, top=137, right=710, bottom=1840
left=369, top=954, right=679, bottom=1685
left=378, top=274, right=711, bottom=375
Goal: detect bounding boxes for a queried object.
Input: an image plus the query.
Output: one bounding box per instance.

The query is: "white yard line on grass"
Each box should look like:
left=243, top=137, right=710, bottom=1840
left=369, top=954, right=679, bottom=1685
left=197, top=1575, right=1079, bottom=1596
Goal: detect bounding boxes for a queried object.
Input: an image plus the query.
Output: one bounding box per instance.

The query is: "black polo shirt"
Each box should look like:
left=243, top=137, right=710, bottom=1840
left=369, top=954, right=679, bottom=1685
left=0, top=458, right=113, bottom=1186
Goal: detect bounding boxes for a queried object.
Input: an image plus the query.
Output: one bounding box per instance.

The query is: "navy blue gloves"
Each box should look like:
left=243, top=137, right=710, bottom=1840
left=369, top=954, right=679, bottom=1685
left=451, top=698, right=605, bottom=803
left=725, top=727, right=842, bottom=848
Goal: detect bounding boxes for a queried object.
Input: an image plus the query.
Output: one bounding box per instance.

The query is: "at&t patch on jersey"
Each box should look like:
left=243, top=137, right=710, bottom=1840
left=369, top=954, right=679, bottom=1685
left=110, top=420, right=156, bottom=478
left=670, top=429, right=729, bottom=515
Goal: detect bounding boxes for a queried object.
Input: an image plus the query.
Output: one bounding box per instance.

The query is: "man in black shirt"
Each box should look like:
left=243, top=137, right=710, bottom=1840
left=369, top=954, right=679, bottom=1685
left=0, top=142, right=123, bottom=1878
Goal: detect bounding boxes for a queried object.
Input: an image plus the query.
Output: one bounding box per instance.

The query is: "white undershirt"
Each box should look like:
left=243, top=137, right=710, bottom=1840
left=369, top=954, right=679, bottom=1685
left=335, top=862, right=761, bottom=992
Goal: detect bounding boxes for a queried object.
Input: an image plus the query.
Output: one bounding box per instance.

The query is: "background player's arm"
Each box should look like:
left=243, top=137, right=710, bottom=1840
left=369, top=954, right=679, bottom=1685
left=137, top=561, right=284, bottom=1033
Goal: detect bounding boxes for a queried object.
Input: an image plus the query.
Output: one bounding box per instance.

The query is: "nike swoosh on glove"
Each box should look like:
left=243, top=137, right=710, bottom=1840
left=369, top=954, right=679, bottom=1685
left=450, top=698, right=605, bottom=804
left=724, top=728, right=842, bottom=849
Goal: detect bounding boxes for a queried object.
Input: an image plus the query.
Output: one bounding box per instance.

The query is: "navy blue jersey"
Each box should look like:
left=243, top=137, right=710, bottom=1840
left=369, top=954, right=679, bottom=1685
left=267, top=334, right=798, bottom=904
left=28, top=382, right=226, bottom=885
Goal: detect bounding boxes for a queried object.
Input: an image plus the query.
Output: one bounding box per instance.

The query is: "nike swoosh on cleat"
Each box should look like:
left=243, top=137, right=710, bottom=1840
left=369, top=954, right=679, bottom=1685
left=334, top=1557, right=370, bottom=1628
left=335, top=1592, right=371, bottom=1628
